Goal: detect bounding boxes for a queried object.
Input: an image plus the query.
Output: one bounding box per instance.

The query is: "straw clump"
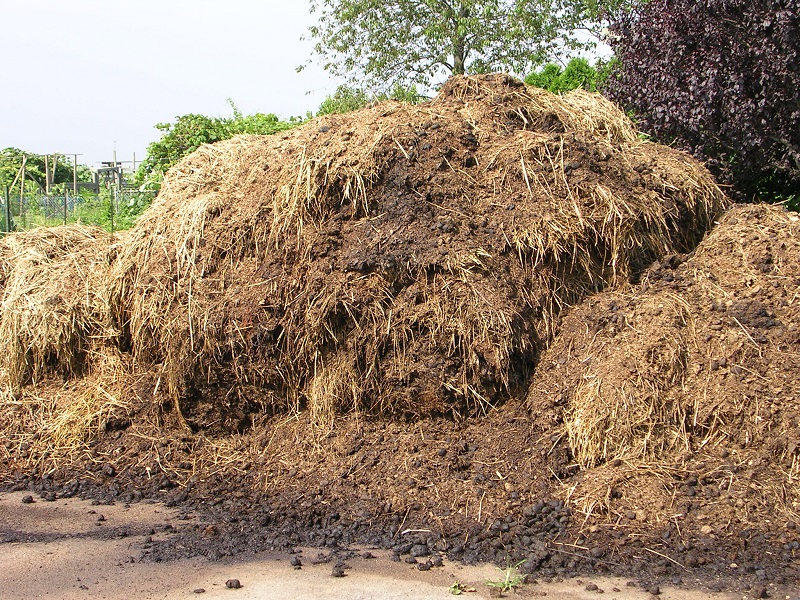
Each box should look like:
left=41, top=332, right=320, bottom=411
left=0, top=225, right=134, bottom=467
left=0, top=225, right=120, bottom=389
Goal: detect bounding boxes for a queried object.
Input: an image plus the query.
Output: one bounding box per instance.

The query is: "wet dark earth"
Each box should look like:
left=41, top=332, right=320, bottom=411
left=3, top=413, right=799, bottom=600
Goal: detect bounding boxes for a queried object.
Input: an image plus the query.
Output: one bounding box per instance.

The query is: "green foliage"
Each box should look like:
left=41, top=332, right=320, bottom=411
left=605, top=0, right=800, bottom=205
left=383, top=83, right=426, bottom=105
left=136, top=102, right=303, bottom=187
left=306, top=0, right=640, bottom=89
left=485, top=559, right=527, bottom=593
left=1, top=148, right=92, bottom=192
left=316, top=83, right=425, bottom=116
left=756, top=171, right=799, bottom=212
left=525, top=63, right=562, bottom=91
left=3, top=186, right=156, bottom=234
left=525, top=57, right=604, bottom=93
left=67, top=193, right=117, bottom=229
left=317, top=85, right=370, bottom=115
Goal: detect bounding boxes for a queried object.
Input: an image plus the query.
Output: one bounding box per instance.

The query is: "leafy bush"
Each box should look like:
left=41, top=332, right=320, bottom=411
left=525, top=58, right=606, bottom=93
left=316, top=84, right=425, bottom=116
left=605, top=0, right=800, bottom=205
left=525, top=63, right=563, bottom=91
left=136, top=101, right=302, bottom=189
left=317, top=85, right=370, bottom=116
left=136, top=114, right=230, bottom=183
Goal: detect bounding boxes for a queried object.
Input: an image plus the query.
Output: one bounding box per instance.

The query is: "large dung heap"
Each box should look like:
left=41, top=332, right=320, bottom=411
left=4, top=74, right=799, bottom=581
left=106, top=73, right=724, bottom=428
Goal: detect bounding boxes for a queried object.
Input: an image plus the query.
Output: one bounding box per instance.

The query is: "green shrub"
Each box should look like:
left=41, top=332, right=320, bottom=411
left=525, top=57, right=604, bottom=94
left=316, top=84, right=424, bottom=116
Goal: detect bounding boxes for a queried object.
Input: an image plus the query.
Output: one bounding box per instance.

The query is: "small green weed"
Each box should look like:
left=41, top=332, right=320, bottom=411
left=485, top=558, right=526, bottom=594
left=449, top=581, right=476, bottom=595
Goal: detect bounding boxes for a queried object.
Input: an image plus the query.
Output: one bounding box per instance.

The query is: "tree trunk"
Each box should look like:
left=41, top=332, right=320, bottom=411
left=453, top=41, right=465, bottom=74
left=451, top=2, right=468, bottom=75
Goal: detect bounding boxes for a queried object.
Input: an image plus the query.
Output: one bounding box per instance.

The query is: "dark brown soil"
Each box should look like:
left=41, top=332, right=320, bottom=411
left=3, top=382, right=798, bottom=593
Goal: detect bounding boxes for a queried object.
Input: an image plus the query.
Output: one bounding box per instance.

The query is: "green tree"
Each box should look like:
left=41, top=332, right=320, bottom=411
left=306, top=0, right=637, bottom=88
left=1, top=148, right=92, bottom=192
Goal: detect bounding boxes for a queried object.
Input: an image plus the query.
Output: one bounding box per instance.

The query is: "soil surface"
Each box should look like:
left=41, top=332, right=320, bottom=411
left=2, top=491, right=793, bottom=600
left=2, top=398, right=798, bottom=597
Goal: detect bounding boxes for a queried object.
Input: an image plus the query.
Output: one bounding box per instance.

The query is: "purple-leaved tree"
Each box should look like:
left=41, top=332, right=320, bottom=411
left=605, top=0, right=800, bottom=205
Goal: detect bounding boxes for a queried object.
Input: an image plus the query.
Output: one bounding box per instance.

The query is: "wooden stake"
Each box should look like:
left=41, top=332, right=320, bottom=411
left=3, top=185, right=10, bottom=233
left=20, top=155, right=26, bottom=227
left=44, top=154, right=50, bottom=195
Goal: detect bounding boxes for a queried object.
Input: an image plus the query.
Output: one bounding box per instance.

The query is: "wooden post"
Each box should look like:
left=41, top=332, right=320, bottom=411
left=109, top=184, right=115, bottom=234
left=52, top=154, right=59, bottom=188
left=19, top=155, right=26, bottom=228
left=73, top=154, right=78, bottom=196
left=64, top=189, right=68, bottom=225
left=44, top=154, right=50, bottom=195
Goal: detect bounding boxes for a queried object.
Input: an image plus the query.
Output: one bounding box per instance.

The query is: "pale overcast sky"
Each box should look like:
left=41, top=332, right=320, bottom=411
left=0, top=0, right=336, bottom=168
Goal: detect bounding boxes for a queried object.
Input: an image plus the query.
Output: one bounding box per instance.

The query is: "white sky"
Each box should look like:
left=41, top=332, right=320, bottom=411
left=0, top=0, right=336, bottom=168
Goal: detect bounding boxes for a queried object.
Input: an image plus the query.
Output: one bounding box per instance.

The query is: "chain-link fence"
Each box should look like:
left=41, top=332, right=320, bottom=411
left=1, top=188, right=157, bottom=234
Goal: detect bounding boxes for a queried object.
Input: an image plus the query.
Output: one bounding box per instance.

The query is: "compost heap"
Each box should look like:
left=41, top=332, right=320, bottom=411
left=108, top=73, right=723, bottom=425
left=2, top=74, right=798, bottom=584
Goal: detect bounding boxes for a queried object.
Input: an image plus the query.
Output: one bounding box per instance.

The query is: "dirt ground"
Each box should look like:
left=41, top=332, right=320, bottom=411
left=2, top=491, right=792, bottom=600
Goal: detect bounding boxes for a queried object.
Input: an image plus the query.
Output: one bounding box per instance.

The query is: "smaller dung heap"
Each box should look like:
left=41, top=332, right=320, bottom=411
left=528, top=204, right=800, bottom=517
left=0, top=225, right=118, bottom=389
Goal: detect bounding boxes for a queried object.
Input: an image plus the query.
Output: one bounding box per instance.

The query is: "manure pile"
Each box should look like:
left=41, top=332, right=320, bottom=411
left=109, top=73, right=724, bottom=425
left=529, top=204, right=800, bottom=520
left=2, top=75, right=799, bottom=585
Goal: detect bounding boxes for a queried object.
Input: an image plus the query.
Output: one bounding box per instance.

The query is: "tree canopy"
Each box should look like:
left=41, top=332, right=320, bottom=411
left=307, top=0, right=636, bottom=89
left=605, top=0, right=800, bottom=206
left=1, top=148, right=92, bottom=192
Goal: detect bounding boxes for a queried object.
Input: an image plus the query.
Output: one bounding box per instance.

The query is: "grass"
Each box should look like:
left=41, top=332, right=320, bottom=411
left=485, top=559, right=527, bottom=594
